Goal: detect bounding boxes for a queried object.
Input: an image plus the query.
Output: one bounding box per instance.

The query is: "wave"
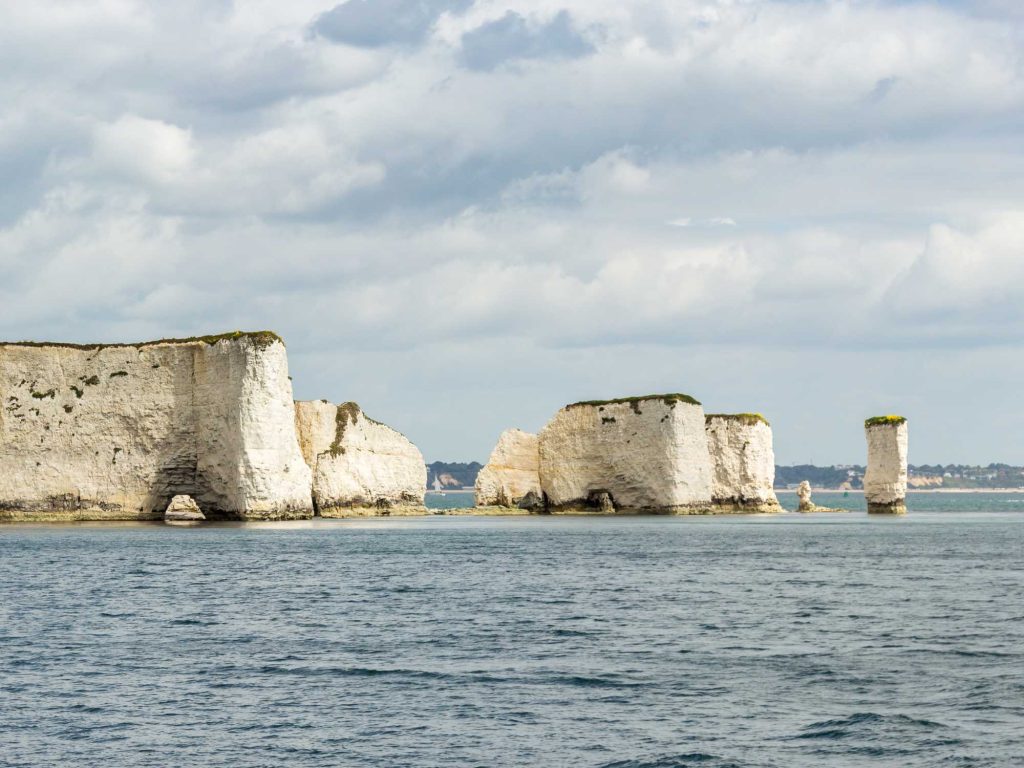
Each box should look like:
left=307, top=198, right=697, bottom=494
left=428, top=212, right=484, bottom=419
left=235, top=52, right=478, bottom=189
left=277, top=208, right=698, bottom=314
left=599, top=753, right=744, bottom=768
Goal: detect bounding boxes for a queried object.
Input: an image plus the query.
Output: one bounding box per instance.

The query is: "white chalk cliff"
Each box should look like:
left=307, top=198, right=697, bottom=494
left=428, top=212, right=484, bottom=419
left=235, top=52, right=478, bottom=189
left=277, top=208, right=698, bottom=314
left=294, top=400, right=426, bottom=516
left=704, top=414, right=782, bottom=512
left=474, top=428, right=541, bottom=508
left=538, top=395, right=713, bottom=514
left=0, top=332, right=312, bottom=521
left=864, top=416, right=908, bottom=514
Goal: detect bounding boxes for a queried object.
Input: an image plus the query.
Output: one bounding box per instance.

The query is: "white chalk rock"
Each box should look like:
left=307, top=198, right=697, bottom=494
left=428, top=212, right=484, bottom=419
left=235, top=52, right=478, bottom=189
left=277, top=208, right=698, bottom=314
left=0, top=332, right=313, bottom=521
left=704, top=414, right=782, bottom=513
left=294, top=400, right=426, bottom=516
left=797, top=480, right=814, bottom=512
left=475, top=428, right=541, bottom=508
left=164, top=494, right=205, bottom=522
left=538, top=395, right=713, bottom=514
left=864, top=417, right=908, bottom=514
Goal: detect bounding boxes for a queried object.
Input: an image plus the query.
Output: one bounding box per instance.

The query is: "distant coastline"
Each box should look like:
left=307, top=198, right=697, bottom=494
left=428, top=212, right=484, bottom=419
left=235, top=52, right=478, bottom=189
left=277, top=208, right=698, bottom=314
left=428, top=488, right=1024, bottom=497
left=776, top=488, right=1024, bottom=494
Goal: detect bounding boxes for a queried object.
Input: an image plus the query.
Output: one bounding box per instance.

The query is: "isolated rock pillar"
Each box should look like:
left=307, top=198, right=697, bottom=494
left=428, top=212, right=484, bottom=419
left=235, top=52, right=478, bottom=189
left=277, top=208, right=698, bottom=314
left=864, top=416, right=908, bottom=514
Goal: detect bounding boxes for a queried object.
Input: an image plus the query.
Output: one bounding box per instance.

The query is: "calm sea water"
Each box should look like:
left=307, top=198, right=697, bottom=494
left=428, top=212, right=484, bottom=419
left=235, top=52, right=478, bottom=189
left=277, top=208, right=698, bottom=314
left=2, top=494, right=1023, bottom=767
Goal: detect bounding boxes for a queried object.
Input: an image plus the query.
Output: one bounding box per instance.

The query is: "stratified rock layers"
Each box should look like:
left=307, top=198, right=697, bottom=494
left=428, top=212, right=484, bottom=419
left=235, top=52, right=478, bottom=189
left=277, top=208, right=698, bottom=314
left=704, top=414, right=782, bottom=512
left=864, top=417, right=908, bottom=514
left=475, top=429, right=541, bottom=508
left=0, top=333, right=312, bottom=521
left=538, top=395, right=713, bottom=514
left=294, top=400, right=426, bottom=516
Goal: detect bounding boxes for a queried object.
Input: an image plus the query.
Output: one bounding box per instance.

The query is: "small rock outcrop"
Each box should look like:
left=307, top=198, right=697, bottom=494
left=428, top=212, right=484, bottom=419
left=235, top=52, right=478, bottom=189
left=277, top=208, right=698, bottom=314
left=474, top=428, right=541, bottom=508
left=704, top=413, right=782, bottom=513
left=0, top=332, right=313, bottom=522
left=797, top=481, right=814, bottom=511
left=538, top=394, right=713, bottom=514
left=164, top=495, right=205, bottom=522
left=294, top=400, right=427, bottom=517
left=795, top=480, right=844, bottom=513
left=864, top=415, right=908, bottom=514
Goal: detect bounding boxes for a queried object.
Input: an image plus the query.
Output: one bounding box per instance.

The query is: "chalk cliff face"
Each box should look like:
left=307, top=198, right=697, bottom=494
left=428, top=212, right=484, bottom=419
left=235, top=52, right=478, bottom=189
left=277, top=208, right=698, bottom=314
left=294, top=400, right=426, bottom=516
left=474, top=428, right=541, bottom=508
left=704, top=414, right=781, bottom=512
left=538, top=395, right=713, bottom=514
left=864, top=416, right=908, bottom=514
left=0, top=333, right=313, bottom=521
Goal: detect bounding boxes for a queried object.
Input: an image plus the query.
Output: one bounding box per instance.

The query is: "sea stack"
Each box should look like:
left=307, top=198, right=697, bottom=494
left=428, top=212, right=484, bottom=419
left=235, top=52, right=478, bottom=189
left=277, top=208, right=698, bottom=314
left=0, top=332, right=313, bottom=521
left=796, top=481, right=815, bottom=512
left=538, top=394, right=713, bottom=514
left=795, top=480, right=844, bottom=513
left=474, top=428, right=541, bottom=509
left=704, top=413, right=782, bottom=513
left=293, top=400, right=427, bottom=517
left=863, top=415, right=908, bottom=514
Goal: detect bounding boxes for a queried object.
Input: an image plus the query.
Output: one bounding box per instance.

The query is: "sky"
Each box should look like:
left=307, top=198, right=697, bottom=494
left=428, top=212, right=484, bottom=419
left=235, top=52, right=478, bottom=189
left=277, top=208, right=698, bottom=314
left=1, top=0, right=1023, bottom=465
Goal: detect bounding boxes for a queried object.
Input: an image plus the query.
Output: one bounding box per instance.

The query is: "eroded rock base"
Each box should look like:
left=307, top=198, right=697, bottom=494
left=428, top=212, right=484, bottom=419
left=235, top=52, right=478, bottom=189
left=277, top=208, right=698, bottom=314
left=711, top=500, right=784, bottom=514
left=319, top=504, right=429, bottom=518
left=867, top=501, right=907, bottom=515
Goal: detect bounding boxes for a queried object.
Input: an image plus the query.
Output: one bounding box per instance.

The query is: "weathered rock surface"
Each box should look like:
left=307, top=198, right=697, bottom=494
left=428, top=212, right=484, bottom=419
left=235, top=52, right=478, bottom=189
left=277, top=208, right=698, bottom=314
left=474, top=428, right=541, bottom=508
left=294, top=400, right=426, bottom=517
left=164, top=494, right=205, bottom=522
left=538, top=394, right=713, bottom=514
left=864, top=416, right=908, bottom=514
left=704, top=414, right=782, bottom=513
left=797, top=481, right=814, bottom=511
left=0, top=332, right=313, bottom=521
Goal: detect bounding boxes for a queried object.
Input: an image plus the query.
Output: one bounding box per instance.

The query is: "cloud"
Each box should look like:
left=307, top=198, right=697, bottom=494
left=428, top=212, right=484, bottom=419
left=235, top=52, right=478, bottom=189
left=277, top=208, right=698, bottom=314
left=887, top=213, right=1024, bottom=325
left=91, top=115, right=195, bottom=185
left=2, top=0, right=1024, bottom=461
left=312, top=0, right=471, bottom=47
left=459, top=10, right=594, bottom=70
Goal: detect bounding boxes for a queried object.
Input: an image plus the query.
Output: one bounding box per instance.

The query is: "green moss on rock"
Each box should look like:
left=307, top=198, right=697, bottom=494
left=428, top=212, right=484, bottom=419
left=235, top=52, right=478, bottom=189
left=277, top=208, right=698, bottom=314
left=0, top=330, right=284, bottom=352
left=705, top=412, right=770, bottom=426
left=329, top=401, right=362, bottom=457
left=567, top=393, right=701, bottom=410
left=865, top=415, right=907, bottom=428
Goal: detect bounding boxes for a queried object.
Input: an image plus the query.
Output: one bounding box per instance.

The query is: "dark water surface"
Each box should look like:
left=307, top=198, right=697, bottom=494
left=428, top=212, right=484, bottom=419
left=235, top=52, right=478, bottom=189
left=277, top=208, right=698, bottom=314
left=2, top=498, right=1023, bottom=767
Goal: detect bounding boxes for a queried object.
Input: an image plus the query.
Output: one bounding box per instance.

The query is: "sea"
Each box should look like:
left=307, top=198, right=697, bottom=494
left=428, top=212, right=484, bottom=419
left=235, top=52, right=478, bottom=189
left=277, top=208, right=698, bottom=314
left=1, top=492, right=1022, bottom=767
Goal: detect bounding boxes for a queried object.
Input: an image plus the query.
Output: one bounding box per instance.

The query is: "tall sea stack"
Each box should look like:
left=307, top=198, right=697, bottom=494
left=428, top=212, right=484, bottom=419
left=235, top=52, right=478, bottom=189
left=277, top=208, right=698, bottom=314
left=863, top=415, right=908, bottom=515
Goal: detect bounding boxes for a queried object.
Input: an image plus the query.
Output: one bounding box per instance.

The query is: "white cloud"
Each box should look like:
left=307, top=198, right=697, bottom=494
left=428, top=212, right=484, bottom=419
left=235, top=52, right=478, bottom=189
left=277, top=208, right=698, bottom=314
left=1, top=0, right=1024, bottom=460
left=91, top=115, right=195, bottom=184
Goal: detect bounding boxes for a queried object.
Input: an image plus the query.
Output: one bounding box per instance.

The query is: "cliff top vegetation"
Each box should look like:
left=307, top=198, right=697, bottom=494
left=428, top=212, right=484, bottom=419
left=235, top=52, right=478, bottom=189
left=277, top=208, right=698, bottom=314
left=0, top=330, right=284, bottom=351
left=567, top=393, right=701, bottom=409
left=705, top=413, right=770, bottom=426
left=865, top=415, right=907, bottom=427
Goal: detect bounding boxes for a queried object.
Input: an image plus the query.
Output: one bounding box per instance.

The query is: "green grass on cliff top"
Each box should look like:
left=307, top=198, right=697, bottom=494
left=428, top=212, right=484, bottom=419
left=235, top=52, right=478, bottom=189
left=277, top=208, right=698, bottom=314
left=705, top=412, right=770, bottom=426
left=865, top=414, right=907, bottom=427
left=0, top=330, right=284, bottom=351
left=567, top=393, right=701, bottom=409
